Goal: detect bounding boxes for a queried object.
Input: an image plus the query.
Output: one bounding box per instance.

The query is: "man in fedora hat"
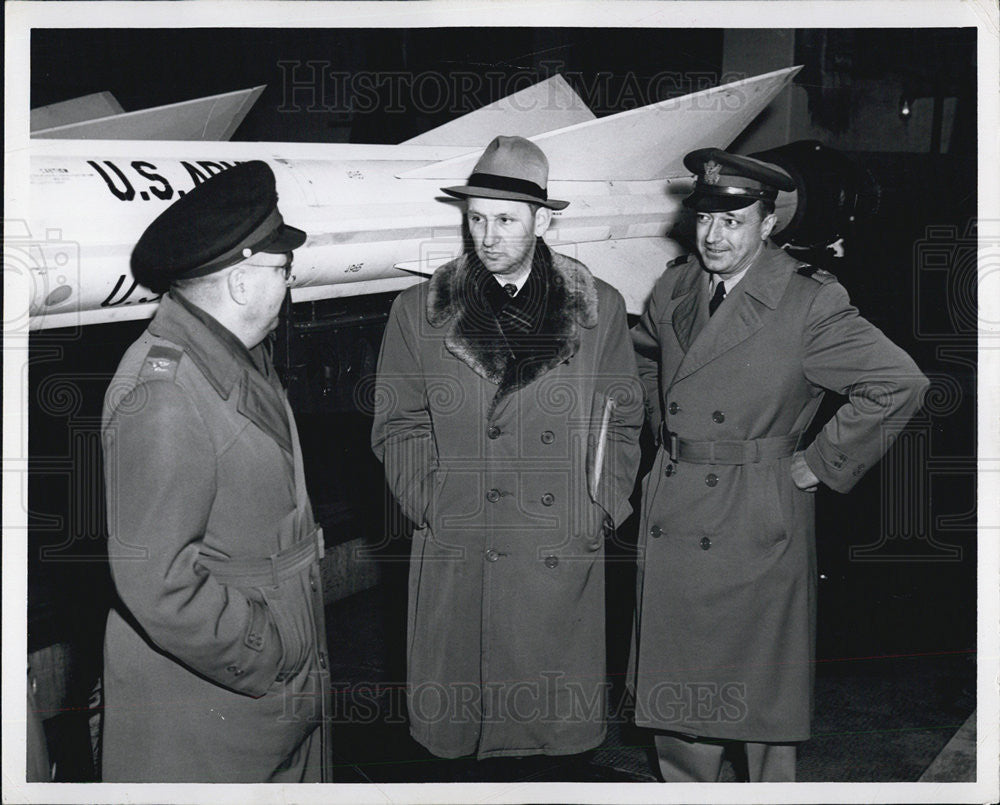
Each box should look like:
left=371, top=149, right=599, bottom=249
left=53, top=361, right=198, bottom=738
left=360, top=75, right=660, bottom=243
left=101, top=161, right=331, bottom=781
left=372, top=135, right=642, bottom=761
left=629, top=148, right=928, bottom=781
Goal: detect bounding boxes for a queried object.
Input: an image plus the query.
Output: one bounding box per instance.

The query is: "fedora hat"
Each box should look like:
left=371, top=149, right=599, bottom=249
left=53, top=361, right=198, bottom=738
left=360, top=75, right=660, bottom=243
left=442, top=135, right=569, bottom=210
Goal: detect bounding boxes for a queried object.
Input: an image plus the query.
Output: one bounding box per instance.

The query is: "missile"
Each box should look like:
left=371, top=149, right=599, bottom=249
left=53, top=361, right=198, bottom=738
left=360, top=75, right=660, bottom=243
left=24, top=67, right=804, bottom=331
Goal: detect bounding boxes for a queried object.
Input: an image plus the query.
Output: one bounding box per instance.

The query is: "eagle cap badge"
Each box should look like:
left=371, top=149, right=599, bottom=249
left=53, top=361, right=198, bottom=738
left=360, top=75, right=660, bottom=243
left=703, top=159, right=722, bottom=185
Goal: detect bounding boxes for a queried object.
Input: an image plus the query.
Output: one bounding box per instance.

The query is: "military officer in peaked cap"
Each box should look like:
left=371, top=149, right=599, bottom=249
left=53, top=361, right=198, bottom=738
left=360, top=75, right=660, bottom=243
left=630, top=148, right=929, bottom=781
left=101, top=161, right=332, bottom=781
left=372, top=136, right=642, bottom=761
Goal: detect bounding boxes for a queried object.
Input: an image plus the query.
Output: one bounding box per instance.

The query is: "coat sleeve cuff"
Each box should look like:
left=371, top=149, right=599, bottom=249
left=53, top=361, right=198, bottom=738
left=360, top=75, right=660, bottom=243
left=804, top=438, right=867, bottom=494
left=197, top=599, right=287, bottom=698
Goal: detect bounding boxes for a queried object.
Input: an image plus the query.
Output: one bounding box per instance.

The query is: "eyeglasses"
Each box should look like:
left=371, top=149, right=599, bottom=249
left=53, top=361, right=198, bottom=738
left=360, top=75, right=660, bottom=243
left=243, top=257, right=293, bottom=282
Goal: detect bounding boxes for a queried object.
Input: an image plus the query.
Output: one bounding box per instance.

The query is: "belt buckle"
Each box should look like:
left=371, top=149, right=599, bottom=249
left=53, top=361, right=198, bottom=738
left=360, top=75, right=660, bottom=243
left=668, top=431, right=679, bottom=462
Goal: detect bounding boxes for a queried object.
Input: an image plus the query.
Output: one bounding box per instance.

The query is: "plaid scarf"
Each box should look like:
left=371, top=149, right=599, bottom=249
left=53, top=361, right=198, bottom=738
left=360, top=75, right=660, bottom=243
left=466, top=239, right=562, bottom=381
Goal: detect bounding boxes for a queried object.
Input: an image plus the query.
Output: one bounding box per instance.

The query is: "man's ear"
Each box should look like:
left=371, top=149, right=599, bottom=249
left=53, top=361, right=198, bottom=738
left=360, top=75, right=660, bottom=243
left=227, top=266, right=249, bottom=305
left=534, top=206, right=553, bottom=237
left=760, top=212, right=778, bottom=241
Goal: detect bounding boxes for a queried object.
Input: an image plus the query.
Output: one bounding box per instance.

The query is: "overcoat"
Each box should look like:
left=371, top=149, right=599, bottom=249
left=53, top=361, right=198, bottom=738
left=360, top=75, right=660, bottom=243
left=630, top=244, right=928, bottom=742
left=101, top=292, right=331, bottom=782
left=372, top=250, right=643, bottom=759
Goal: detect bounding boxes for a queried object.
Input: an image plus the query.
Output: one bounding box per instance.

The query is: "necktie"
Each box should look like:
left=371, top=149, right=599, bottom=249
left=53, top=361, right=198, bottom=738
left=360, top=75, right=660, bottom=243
left=503, top=283, right=517, bottom=297
left=708, top=280, right=726, bottom=316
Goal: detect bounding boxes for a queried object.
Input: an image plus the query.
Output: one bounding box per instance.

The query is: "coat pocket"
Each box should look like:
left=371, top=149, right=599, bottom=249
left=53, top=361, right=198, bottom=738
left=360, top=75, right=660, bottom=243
left=259, top=577, right=312, bottom=681
left=748, top=462, right=790, bottom=554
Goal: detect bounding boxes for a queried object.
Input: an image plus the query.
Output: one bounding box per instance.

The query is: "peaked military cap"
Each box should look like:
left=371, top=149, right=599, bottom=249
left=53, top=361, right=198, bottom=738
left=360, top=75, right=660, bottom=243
left=682, top=148, right=795, bottom=212
left=131, top=160, right=306, bottom=293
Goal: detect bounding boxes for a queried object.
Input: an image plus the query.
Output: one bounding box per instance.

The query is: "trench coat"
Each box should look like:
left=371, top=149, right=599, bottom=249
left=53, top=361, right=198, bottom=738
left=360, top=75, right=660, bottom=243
left=372, top=251, right=643, bottom=758
left=630, top=244, right=928, bottom=742
left=101, top=292, right=331, bottom=782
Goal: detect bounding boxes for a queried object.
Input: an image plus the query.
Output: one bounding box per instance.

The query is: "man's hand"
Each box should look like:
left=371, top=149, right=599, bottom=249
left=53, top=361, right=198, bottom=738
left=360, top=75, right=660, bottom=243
left=791, top=450, right=820, bottom=492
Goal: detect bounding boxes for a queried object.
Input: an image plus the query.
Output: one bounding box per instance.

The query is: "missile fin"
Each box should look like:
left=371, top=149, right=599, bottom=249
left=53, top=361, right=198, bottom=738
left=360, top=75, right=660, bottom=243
left=31, top=86, right=265, bottom=141
left=393, top=256, right=451, bottom=276
left=402, top=75, right=594, bottom=147
left=399, top=66, right=802, bottom=182
left=554, top=237, right=686, bottom=315
left=31, top=92, right=125, bottom=132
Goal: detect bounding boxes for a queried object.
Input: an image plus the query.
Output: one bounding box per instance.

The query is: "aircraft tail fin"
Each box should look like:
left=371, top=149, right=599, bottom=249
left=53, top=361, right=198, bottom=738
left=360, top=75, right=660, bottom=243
left=399, top=66, right=801, bottom=182
left=402, top=75, right=595, bottom=147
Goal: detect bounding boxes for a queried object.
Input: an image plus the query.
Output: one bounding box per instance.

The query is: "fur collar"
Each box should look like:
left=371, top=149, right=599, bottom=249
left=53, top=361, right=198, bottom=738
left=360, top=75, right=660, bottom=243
left=426, top=249, right=599, bottom=415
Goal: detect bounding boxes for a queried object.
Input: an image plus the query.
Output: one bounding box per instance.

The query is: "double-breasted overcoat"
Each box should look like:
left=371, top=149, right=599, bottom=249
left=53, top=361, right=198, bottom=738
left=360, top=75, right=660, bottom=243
left=630, top=244, right=928, bottom=742
left=372, top=251, right=643, bottom=758
left=101, top=292, right=331, bottom=781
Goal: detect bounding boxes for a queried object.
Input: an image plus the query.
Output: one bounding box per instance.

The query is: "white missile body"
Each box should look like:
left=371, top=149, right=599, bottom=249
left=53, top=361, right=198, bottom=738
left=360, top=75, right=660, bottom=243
left=25, top=68, right=800, bottom=330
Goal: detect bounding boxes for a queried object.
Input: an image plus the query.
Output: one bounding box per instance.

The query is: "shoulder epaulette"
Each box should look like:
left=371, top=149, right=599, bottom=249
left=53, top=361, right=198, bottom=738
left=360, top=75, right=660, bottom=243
left=795, top=264, right=836, bottom=284
left=139, top=344, right=183, bottom=381
left=667, top=254, right=692, bottom=269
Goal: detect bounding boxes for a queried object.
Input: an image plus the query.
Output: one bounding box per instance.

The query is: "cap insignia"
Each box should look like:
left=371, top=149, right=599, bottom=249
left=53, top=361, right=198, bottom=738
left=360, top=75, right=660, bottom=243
left=703, top=160, right=722, bottom=185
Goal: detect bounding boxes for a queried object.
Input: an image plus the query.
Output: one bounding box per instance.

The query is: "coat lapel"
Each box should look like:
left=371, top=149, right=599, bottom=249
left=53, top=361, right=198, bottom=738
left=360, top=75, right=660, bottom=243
left=671, top=244, right=794, bottom=384
left=237, top=371, right=293, bottom=455
left=669, top=259, right=704, bottom=354
left=149, top=295, right=293, bottom=455
left=661, top=259, right=706, bottom=386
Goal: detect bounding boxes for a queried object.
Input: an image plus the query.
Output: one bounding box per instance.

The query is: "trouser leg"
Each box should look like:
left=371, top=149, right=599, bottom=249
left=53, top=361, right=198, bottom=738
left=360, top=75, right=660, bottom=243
left=653, top=732, right=725, bottom=782
left=744, top=741, right=797, bottom=782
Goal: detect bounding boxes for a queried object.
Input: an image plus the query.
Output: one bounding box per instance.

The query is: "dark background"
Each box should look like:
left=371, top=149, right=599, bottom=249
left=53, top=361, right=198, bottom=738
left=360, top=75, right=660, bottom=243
left=27, top=27, right=977, bottom=781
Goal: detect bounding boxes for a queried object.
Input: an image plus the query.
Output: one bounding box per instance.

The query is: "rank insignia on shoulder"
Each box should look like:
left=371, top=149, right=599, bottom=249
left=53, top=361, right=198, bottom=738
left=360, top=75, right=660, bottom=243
left=667, top=254, right=691, bottom=269
left=796, top=264, right=836, bottom=284
left=140, top=344, right=182, bottom=380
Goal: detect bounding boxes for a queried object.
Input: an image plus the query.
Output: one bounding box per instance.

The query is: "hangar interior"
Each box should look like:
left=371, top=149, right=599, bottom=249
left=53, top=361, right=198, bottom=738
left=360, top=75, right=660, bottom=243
left=26, top=27, right=977, bottom=783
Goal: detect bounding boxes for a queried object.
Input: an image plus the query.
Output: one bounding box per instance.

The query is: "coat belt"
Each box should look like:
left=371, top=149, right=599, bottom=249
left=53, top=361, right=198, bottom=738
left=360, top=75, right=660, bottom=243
left=661, top=425, right=801, bottom=465
left=197, top=527, right=322, bottom=588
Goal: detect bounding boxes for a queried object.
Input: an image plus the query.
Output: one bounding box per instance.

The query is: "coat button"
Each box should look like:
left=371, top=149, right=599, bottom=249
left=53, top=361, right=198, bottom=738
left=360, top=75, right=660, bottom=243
left=649, top=525, right=662, bottom=538
left=705, top=473, right=718, bottom=487
left=544, top=555, right=559, bottom=568
left=540, top=430, right=555, bottom=444
left=700, top=537, right=712, bottom=551
left=541, top=492, right=555, bottom=506
left=486, top=488, right=501, bottom=503
left=488, top=425, right=501, bottom=440
left=485, top=549, right=500, bottom=562
left=668, top=402, right=679, bottom=414
left=664, top=463, right=675, bottom=477
left=712, top=410, right=725, bottom=423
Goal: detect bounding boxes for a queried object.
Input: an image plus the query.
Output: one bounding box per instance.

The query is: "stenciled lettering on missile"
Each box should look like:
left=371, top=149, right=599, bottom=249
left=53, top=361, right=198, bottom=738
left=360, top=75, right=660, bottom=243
left=100, top=274, right=162, bottom=308
left=86, top=160, right=243, bottom=203
left=346, top=263, right=364, bottom=273
left=346, top=170, right=365, bottom=179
